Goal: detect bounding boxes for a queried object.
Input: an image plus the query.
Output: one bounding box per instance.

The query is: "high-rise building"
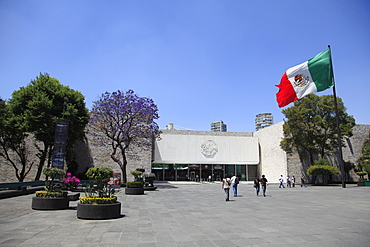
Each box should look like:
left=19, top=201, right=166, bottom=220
left=255, top=113, right=273, bottom=131
left=210, top=120, right=227, bottom=132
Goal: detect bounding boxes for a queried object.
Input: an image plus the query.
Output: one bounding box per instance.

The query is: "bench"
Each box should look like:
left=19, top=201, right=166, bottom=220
left=0, top=181, right=46, bottom=199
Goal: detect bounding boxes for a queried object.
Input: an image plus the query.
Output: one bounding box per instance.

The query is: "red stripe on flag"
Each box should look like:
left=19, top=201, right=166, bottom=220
left=276, top=72, right=298, bottom=108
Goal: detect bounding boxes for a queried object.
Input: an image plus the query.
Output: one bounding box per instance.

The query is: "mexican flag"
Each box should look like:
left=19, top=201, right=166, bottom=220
left=276, top=49, right=333, bottom=108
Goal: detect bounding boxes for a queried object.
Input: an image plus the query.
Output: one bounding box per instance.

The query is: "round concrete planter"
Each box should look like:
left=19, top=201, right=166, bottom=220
left=144, top=186, right=157, bottom=191
left=77, top=202, right=121, bottom=220
left=125, top=187, right=144, bottom=195
left=32, top=197, right=69, bottom=210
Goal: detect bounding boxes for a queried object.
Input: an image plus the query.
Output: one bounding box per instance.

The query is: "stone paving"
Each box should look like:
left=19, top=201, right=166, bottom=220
left=0, top=182, right=369, bottom=247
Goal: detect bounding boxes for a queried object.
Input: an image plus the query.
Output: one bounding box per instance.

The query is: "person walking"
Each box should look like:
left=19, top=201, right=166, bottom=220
left=222, top=175, right=231, bottom=201
left=279, top=175, right=285, bottom=188
left=286, top=176, right=291, bottom=188
left=292, top=176, right=296, bottom=187
left=300, top=175, right=307, bottom=187
left=230, top=174, right=239, bottom=197
left=260, top=175, right=268, bottom=197
left=253, top=176, right=260, bottom=196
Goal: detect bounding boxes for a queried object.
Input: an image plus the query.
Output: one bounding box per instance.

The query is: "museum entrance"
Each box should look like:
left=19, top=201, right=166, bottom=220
left=151, top=164, right=257, bottom=182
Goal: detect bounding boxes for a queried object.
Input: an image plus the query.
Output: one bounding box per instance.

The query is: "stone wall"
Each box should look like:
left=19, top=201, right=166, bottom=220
left=71, top=132, right=153, bottom=182
left=0, top=135, right=46, bottom=182
left=0, top=133, right=152, bottom=183
left=284, top=124, right=370, bottom=183
left=1, top=124, right=369, bottom=183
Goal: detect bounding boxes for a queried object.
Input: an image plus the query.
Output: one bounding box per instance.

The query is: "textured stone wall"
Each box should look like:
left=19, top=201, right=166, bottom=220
left=0, top=133, right=152, bottom=183
left=73, top=132, right=153, bottom=182
left=342, top=124, right=370, bottom=166
left=1, top=124, right=369, bottom=183
left=0, top=135, right=46, bottom=182
left=284, top=124, right=370, bottom=183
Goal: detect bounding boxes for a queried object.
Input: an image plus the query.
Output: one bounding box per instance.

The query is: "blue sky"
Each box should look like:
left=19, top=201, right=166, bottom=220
left=1, top=0, right=369, bottom=132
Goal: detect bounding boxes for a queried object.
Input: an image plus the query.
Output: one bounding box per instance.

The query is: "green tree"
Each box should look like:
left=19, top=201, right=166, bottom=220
left=357, top=131, right=370, bottom=179
left=280, top=94, right=355, bottom=164
left=0, top=99, right=34, bottom=181
left=8, top=73, right=89, bottom=180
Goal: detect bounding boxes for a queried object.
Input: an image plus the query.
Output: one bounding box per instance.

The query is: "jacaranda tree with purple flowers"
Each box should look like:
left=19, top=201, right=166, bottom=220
left=89, top=90, right=160, bottom=183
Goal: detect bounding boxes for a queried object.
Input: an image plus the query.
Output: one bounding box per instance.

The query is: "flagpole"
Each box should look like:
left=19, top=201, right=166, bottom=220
left=328, top=45, right=346, bottom=188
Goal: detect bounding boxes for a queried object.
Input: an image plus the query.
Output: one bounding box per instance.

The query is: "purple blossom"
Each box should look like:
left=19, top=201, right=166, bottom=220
left=88, top=89, right=160, bottom=183
left=61, top=173, right=81, bottom=190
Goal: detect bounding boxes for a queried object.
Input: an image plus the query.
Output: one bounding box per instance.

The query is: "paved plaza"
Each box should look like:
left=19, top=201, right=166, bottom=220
left=0, top=182, right=369, bottom=247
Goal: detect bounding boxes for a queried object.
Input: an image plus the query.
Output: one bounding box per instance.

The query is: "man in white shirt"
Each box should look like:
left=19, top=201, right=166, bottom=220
left=279, top=175, right=285, bottom=188
left=230, top=174, right=239, bottom=197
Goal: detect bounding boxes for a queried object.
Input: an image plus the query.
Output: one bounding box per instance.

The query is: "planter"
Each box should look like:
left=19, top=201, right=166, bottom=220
left=32, top=197, right=69, bottom=210
left=144, top=186, right=157, bottom=191
left=125, top=187, right=144, bottom=195
left=77, top=202, right=121, bottom=220
left=67, top=192, right=80, bottom=201
left=357, top=182, right=365, bottom=186
left=365, top=180, right=370, bottom=187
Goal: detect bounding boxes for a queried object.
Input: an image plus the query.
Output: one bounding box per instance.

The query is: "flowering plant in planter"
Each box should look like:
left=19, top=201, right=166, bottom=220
left=37, top=167, right=66, bottom=195
left=126, top=181, right=144, bottom=188
left=61, top=173, right=81, bottom=191
left=125, top=169, right=145, bottom=195
left=32, top=168, right=69, bottom=210
left=35, top=191, right=68, bottom=198
left=77, top=167, right=121, bottom=219
left=81, top=167, right=119, bottom=204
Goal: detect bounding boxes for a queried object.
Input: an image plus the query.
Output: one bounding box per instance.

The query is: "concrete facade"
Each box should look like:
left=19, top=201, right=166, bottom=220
left=153, top=130, right=259, bottom=164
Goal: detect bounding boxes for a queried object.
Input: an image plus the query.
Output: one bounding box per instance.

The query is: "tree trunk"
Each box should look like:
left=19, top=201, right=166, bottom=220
left=120, top=147, right=128, bottom=184
left=34, top=144, right=49, bottom=181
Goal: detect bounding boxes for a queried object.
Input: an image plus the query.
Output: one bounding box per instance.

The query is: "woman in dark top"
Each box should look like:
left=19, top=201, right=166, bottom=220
left=254, top=177, right=260, bottom=196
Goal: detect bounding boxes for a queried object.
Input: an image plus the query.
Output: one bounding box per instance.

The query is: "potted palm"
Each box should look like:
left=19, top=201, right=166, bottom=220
left=32, top=168, right=69, bottom=210
left=77, top=167, right=121, bottom=220
left=125, top=169, right=144, bottom=195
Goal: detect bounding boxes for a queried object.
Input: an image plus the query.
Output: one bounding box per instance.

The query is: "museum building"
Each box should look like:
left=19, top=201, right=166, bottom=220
left=151, top=122, right=287, bottom=182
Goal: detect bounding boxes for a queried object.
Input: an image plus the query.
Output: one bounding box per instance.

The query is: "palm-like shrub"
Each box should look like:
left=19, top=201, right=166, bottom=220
left=43, top=168, right=65, bottom=192
left=82, top=167, right=118, bottom=204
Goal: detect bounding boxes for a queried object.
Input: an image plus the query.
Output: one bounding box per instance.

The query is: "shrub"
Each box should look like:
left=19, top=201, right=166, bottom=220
left=130, top=170, right=143, bottom=181
left=356, top=171, right=367, bottom=178
left=307, top=165, right=340, bottom=176
left=307, top=163, right=340, bottom=184
left=126, top=181, right=144, bottom=188
left=42, top=168, right=65, bottom=192
left=43, top=167, right=65, bottom=178
left=35, top=191, right=67, bottom=198
left=80, top=196, right=117, bottom=204
left=136, top=168, right=145, bottom=173
left=85, top=167, right=113, bottom=181
left=82, top=167, right=118, bottom=201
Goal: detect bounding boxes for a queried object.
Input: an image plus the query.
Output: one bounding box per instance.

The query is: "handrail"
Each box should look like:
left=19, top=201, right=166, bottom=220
left=0, top=181, right=45, bottom=189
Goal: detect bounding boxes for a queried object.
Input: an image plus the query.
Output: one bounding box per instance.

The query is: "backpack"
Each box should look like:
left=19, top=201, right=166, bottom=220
left=235, top=177, right=239, bottom=184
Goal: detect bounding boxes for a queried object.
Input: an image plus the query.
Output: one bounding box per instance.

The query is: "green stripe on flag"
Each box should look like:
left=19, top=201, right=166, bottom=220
left=307, top=49, right=333, bottom=92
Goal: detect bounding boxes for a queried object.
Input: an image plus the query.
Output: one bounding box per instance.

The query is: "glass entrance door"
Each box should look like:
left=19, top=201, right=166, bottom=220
left=247, top=165, right=258, bottom=181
